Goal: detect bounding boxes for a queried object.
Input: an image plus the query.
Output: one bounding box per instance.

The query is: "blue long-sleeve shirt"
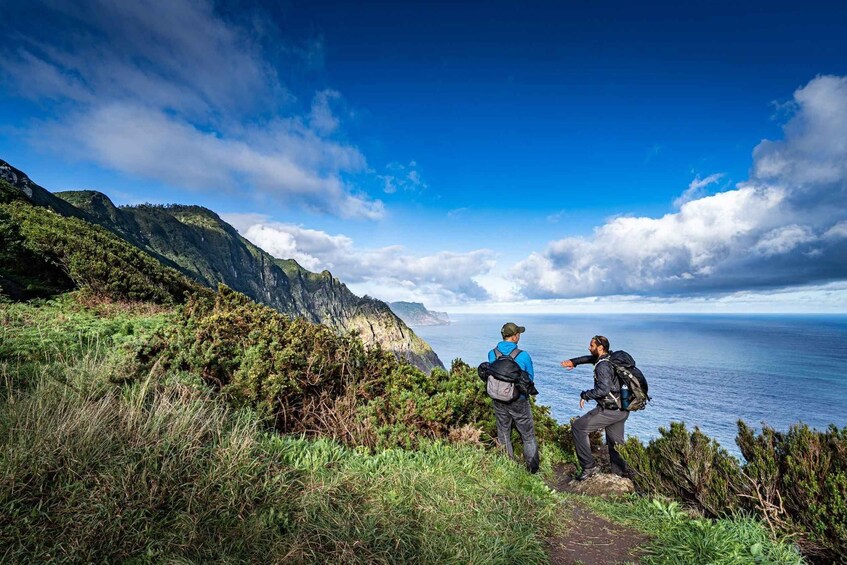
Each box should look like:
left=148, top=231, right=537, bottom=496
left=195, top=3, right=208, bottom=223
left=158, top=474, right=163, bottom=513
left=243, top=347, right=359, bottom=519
left=488, top=341, right=534, bottom=382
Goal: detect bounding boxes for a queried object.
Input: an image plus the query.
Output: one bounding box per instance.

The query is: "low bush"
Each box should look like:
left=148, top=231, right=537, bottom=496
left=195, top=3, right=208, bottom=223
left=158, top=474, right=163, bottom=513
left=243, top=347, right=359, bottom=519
left=138, top=286, right=573, bottom=453
left=737, top=421, right=847, bottom=561
left=0, top=200, right=200, bottom=303
left=618, top=422, right=746, bottom=517
left=619, top=420, right=847, bottom=563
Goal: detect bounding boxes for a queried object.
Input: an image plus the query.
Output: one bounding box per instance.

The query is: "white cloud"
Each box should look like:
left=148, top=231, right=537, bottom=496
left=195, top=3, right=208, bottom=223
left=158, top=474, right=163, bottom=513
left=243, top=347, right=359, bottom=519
left=823, top=221, right=847, bottom=241
left=753, top=225, right=816, bottom=256
left=2, top=0, right=385, bottom=219
left=547, top=210, right=566, bottom=223
left=309, top=90, right=342, bottom=135
left=674, top=173, right=725, bottom=207
left=378, top=161, right=427, bottom=194
left=222, top=217, right=496, bottom=305
left=515, top=75, right=847, bottom=299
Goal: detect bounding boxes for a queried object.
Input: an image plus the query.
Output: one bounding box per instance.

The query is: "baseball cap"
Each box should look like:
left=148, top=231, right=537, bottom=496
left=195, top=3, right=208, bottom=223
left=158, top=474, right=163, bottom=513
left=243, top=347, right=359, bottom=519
left=501, top=322, right=526, bottom=338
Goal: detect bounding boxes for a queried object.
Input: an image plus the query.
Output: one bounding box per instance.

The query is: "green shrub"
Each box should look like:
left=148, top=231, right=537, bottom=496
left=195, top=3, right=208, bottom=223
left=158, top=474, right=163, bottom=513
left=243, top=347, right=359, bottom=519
left=618, top=420, right=847, bottom=563
left=0, top=205, right=75, bottom=299
left=137, top=285, right=397, bottom=444
left=618, top=422, right=746, bottom=517
left=737, top=421, right=847, bottom=561
left=139, top=286, right=573, bottom=454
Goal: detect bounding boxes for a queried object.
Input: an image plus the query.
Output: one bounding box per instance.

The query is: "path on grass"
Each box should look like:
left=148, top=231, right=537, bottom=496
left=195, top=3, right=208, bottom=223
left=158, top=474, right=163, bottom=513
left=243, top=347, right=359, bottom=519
left=545, top=463, right=651, bottom=565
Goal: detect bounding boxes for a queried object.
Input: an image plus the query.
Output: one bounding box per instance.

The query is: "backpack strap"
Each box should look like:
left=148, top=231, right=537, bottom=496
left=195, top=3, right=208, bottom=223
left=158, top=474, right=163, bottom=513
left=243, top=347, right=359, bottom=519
left=493, top=347, right=521, bottom=360
left=594, top=357, right=620, bottom=393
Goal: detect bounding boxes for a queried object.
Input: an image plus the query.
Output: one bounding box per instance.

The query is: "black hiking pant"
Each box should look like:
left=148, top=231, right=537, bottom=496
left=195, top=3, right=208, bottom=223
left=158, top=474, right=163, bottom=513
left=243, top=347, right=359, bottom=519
left=493, top=397, right=539, bottom=473
left=572, top=405, right=629, bottom=474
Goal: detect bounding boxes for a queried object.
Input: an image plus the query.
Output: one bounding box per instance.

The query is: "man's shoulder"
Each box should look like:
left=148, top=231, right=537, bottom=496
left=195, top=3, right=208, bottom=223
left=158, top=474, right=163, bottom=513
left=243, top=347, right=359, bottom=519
left=514, top=349, right=532, bottom=364
left=594, top=357, right=614, bottom=372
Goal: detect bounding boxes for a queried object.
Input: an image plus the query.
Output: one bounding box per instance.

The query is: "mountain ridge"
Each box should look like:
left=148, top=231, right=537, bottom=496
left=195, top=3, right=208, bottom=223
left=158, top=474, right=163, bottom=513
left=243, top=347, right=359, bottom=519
left=0, top=158, right=442, bottom=372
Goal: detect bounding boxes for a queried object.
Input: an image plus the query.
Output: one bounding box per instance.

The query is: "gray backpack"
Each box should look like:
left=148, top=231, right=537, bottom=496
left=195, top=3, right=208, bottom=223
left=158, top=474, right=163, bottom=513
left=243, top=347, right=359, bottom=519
left=484, top=347, right=523, bottom=402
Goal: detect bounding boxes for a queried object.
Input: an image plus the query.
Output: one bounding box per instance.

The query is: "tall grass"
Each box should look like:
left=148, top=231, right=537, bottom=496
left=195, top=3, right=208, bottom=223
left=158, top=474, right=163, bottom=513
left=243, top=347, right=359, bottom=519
left=0, top=377, right=559, bottom=563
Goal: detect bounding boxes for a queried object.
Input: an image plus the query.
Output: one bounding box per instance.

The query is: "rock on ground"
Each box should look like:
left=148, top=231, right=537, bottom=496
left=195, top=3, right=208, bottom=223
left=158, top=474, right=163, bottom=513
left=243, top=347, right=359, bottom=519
left=550, top=463, right=635, bottom=497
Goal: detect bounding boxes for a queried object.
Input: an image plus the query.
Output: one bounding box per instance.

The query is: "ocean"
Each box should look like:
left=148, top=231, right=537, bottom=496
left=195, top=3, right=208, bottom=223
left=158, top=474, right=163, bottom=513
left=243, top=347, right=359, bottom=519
left=414, top=314, right=847, bottom=458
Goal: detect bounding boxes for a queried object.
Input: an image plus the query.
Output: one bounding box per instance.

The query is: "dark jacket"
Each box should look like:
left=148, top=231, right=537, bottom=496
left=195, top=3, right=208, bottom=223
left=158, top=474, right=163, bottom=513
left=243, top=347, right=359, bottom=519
left=570, top=354, right=620, bottom=404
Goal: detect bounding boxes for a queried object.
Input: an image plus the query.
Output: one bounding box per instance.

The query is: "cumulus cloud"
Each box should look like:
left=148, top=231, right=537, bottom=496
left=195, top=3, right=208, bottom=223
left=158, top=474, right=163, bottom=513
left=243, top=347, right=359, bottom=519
left=222, top=216, right=495, bottom=304
left=515, top=75, right=847, bottom=298
left=1, top=0, right=384, bottom=219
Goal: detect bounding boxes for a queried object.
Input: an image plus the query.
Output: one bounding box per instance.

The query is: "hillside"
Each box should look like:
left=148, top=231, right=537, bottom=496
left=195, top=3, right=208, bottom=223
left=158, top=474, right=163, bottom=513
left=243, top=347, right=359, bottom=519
left=0, top=158, right=441, bottom=372
left=0, top=183, right=200, bottom=305
left=0, top=292, right=809, bottom=563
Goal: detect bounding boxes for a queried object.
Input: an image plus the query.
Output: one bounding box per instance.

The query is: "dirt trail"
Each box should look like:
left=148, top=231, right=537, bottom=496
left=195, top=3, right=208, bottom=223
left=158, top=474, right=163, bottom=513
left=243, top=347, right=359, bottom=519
left=545, top=463, right=651, bottom=565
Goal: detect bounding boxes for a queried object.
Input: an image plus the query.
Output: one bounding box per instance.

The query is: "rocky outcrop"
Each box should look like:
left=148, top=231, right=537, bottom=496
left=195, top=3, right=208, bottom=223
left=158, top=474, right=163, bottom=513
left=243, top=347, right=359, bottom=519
left=389, top=301, right=451, bottom=326
left=568, top=473, right=635, bottom=497
left=272, top=260, right=442, bottom=370
left=1, top=158, right=444, bottom=373
left=1, top=161, right=93, bottom=221
left=345, top=297, right=443, bottom=371
left=549, top=463, right=635, bottom=498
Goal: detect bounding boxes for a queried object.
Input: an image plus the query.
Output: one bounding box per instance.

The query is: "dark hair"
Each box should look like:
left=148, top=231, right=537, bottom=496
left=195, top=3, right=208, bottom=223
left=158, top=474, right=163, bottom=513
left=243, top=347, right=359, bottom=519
left=591, top=335, right=610, bottom=352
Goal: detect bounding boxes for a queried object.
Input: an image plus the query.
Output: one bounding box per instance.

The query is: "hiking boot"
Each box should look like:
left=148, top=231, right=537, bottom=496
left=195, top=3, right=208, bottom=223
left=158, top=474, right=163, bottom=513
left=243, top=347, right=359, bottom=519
left=619, top=468, right=637, bottom=481
left=575, top=466, right=599, bottom=481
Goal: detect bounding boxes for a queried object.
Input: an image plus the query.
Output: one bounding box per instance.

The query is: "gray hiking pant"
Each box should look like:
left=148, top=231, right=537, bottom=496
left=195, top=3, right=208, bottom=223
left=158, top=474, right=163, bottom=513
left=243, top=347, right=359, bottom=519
left=572, top=405, right=630, bottom=474
left=493, top=397, right=539, bottom=473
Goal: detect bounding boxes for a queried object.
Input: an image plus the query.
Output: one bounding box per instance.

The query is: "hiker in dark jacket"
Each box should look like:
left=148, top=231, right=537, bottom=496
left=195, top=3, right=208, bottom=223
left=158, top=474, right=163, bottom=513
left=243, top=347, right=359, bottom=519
left=488, top=322, right=539, bottom=474
left=560, top=335, right=630, bottom=480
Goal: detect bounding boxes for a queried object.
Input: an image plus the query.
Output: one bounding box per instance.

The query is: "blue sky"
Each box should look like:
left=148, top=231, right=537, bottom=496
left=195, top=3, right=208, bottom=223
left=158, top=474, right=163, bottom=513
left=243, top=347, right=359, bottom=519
left=2, top=0, right=847, bottom=311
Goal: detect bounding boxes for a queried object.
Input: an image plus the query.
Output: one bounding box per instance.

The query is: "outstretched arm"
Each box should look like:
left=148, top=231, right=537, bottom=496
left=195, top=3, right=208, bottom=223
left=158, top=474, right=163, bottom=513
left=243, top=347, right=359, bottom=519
left=560, top=354, right=597, bottom=370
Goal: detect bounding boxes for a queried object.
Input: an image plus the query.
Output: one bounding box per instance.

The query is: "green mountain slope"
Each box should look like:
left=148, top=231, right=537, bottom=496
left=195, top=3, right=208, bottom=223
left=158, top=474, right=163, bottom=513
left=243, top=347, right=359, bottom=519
left=0, top=182, right=199, bottom=304
left=0, top=158, right=442, bottom=371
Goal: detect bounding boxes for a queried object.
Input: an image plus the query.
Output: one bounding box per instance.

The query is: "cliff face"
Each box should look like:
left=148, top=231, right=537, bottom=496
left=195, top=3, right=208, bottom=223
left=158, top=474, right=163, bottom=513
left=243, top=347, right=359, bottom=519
left=389, top=301, right=451, bottom=326
left=279, top=260, right=442, bottom=369
left=1, top=158, right=443, bottom=373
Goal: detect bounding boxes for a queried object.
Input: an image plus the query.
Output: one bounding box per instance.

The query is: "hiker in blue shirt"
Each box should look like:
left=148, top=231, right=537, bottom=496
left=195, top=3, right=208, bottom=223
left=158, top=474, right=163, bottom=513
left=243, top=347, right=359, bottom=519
left=488, top=322, right=539, bottom=474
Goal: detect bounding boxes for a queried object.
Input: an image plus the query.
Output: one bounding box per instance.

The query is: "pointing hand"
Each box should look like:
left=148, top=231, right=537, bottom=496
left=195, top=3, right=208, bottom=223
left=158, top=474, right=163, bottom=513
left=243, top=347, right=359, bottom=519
left=561, top=360, right=575, bottom=370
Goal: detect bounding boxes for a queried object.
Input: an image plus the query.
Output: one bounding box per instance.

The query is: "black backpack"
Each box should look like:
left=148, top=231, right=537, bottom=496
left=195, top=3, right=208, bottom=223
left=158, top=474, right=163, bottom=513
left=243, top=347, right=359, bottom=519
left=477, top=347, right=538, bottom=402
left=599, top=351, right=650, bottom=411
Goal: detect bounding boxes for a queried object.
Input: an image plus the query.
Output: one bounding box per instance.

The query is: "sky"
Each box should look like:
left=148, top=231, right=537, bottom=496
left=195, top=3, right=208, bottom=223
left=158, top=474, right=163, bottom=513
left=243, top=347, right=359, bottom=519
left=2, top=0, right=847, bottom=312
